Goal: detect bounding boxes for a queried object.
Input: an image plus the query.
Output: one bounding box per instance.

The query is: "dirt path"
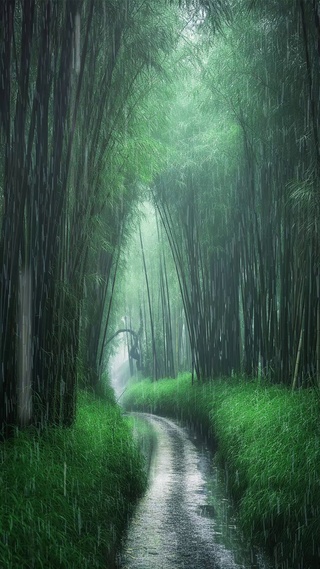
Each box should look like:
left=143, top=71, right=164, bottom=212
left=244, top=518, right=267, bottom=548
left=117, top=414, right=271, bottom=569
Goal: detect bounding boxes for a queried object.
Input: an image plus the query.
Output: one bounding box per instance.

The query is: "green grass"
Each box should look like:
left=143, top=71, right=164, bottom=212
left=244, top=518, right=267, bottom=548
left=0, top=390, right=147, bottom=569
left=122, top=373, right=320, bottom=567
left=124, top=414, right=157, bottom=475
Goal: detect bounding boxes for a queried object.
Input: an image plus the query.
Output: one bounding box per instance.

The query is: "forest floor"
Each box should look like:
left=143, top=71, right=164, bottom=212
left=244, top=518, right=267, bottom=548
left=122, top=374, right=320, bottom=569
left=0, top=390, right=147, bottom=569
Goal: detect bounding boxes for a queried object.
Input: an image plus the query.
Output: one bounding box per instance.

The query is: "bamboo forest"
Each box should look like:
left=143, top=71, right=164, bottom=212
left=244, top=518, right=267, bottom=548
left=0, top=0, right=319, bottom=568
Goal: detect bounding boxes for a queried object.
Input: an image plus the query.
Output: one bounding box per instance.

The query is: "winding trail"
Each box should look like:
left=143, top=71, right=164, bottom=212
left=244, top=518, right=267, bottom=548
left=117, top=414, right=271, bottom=569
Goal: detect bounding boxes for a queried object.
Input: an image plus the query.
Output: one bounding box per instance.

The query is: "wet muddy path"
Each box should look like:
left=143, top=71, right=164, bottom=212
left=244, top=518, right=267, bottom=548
left=117, top=413, right=273, bottom=569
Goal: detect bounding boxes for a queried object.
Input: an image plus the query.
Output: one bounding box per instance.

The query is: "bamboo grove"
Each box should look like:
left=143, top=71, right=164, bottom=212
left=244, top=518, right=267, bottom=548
left=121, top=0, right=320, bottom=387
left=0, top=0, right=181, bottom=436
left=150, top=1, right=320, bottom=385
left=122, top=204, right=190, bottom=381
left=1, top=0, right=320, bottom=438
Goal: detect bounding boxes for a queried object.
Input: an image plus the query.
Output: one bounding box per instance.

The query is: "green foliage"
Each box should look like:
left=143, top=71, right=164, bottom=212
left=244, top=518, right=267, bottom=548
left=122, top=375, right=320, bottom=566
left=76, top=1, right=184, bottom=390
left=149, top=0, right=320, bottom=384
left=0, top=391, right=147, bottom=568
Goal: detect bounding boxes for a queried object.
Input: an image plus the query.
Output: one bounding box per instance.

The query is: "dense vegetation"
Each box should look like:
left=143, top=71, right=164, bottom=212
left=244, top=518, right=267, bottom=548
left=122, top=1, right=320, bottom=387
left=1, top=0, right=319, bottom=434
left=0, top=0, right=183, bottom=434
left=1, top=0, right=319, bottom=425
left=123, top=374, right=320, bottom=568
left=0, top=390, right=146, bottom=568
left=1, top=0, right=320, bottom=566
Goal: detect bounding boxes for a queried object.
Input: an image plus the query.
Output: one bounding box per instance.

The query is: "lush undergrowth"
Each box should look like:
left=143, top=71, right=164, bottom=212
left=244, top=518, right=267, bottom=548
left=0, top=390, right=147, bottom=569
left=124, top=414, right=157, bottom=475
left=122, top=373, right=320, bottom=568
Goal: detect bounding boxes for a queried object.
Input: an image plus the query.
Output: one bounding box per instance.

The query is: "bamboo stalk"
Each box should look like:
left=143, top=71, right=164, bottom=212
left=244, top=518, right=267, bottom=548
left=317, top=274, right=320, bottom=386
left=292, top=305, right=305, bottom=391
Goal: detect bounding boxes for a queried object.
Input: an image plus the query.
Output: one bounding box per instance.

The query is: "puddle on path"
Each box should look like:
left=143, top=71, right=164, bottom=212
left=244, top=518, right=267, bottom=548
left=117, top=413, right=273, bottom=569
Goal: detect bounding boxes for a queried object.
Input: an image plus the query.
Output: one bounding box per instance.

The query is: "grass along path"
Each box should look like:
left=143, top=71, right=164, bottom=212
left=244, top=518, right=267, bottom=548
left=0, top=390, right=147, bottom=569
left=122, top=374, right=320, bottom=569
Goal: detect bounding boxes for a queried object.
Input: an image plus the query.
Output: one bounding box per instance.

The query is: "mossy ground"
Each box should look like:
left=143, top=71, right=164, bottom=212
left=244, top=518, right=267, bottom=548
left=0, top=390, right=147, bottom=569
left=122, top=373, right=320, bottom=568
